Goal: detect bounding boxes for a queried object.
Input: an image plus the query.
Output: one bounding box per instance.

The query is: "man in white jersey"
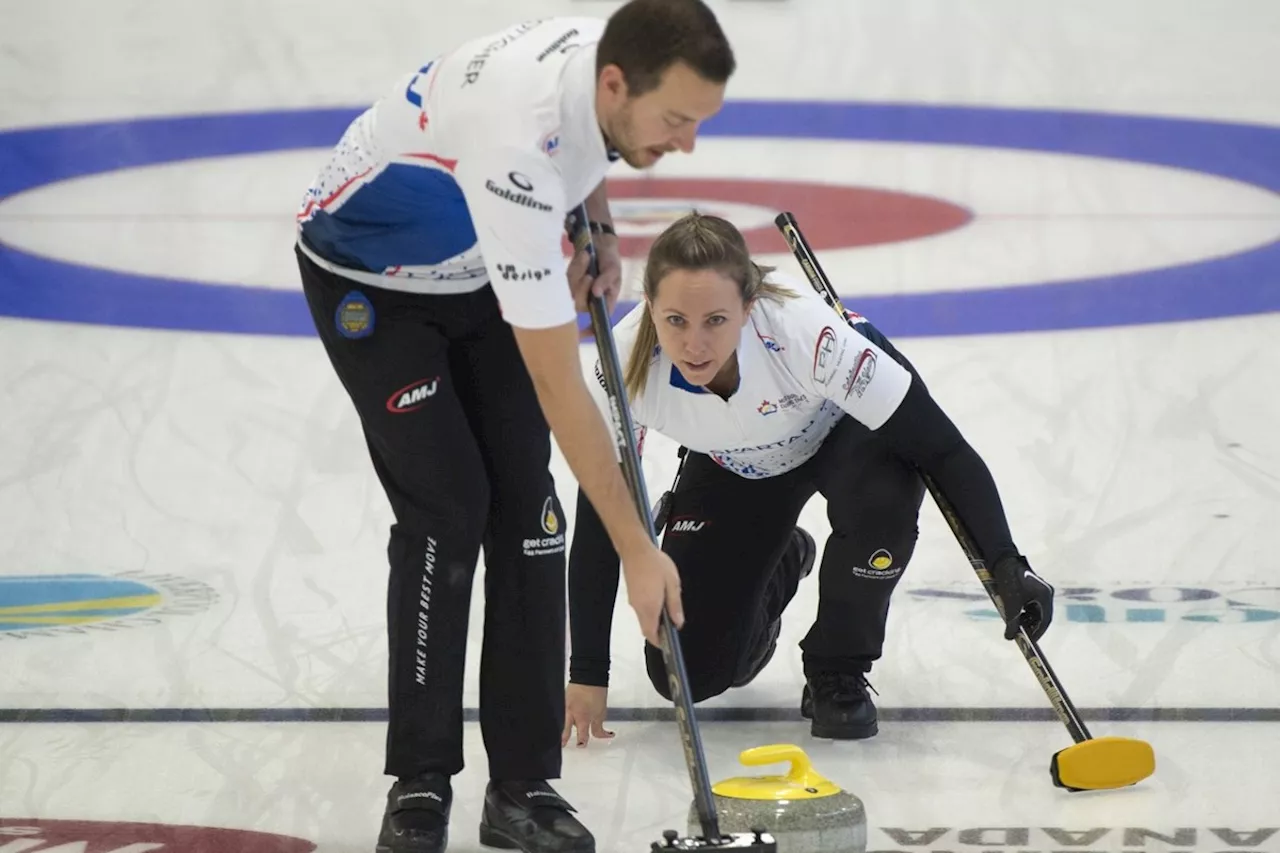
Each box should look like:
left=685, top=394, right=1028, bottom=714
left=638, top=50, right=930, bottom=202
left=292, top=4, right=734, bottom=852
left=564, top=214, right=1054, bottom=745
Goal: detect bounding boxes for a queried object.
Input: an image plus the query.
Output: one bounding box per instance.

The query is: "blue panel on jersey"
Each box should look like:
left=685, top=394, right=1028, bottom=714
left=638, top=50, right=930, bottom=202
left=669, top=364, right=707, bottom=394
left=851, top=319, right=891, bottom=351
left=299, top=164, right=476, bottom=273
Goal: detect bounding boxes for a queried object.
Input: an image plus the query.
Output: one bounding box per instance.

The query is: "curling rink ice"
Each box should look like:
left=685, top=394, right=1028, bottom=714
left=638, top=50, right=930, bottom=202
left=2, top=1, right=1280, bottom=851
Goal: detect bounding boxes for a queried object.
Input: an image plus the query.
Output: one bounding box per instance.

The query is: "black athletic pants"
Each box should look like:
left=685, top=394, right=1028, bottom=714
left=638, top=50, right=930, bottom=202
left=297, top=247, right=565, bottom=781
left=644, top=414, right=926, bottom=702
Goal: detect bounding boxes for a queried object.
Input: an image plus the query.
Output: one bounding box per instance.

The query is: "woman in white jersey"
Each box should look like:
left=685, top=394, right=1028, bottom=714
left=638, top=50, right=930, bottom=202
left=564, top=213, right=1054, bottom=744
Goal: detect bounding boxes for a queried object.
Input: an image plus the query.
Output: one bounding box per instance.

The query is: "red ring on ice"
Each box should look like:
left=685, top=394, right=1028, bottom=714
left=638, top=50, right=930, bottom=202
left=601, top=177, right=973, bottom=258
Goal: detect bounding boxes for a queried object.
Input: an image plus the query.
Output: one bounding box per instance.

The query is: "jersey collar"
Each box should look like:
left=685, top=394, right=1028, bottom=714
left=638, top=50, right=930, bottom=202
left=562, top=45, right=618, bottom=165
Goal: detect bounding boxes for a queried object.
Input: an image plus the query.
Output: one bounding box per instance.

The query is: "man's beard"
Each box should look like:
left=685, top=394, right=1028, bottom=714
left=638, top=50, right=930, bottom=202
left=604, top=106, right=648, bottom=168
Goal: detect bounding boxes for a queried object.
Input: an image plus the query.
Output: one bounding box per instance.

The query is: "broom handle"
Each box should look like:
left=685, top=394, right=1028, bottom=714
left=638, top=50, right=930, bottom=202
left=773, top=211, right=1094, bottom=745
left=566, top=206, right=723, bottom=839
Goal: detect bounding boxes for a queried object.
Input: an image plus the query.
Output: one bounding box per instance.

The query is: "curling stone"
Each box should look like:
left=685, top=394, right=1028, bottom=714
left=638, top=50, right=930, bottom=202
left=687, top=744, right=866, bottom=853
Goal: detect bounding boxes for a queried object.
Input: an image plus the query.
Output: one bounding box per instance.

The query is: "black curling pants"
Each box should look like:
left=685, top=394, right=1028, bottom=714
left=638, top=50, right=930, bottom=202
left=645, top=414, right=927, bottom=702
left=298, top=247, right=565, bottom=781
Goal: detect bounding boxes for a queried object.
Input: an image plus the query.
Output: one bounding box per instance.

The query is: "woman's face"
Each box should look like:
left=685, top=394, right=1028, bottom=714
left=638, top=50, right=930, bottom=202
left=648, top=268, right=751, bottom=388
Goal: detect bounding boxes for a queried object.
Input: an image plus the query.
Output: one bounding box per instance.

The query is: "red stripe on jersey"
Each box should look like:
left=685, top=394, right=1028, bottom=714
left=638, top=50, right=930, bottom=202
left=296, top=166, right=374, bottom=221
left=404, top=152, right=458, bottom=172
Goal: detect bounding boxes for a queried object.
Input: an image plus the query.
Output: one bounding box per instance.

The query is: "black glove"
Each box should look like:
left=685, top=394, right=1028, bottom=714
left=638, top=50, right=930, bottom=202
left=992, top=555, right=1054, bottom=641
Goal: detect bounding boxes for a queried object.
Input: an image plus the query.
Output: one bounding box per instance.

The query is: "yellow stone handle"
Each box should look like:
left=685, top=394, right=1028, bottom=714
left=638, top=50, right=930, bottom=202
left=737, top=744, right=822, bottom=786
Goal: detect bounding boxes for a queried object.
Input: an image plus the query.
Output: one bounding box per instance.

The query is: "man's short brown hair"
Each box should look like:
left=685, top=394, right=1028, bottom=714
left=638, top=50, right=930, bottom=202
left=597, top=0, right=736, bottom=97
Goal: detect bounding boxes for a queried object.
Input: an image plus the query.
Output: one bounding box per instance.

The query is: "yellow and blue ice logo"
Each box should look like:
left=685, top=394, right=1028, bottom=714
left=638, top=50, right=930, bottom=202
left=0, top=574, right=163, bottom=632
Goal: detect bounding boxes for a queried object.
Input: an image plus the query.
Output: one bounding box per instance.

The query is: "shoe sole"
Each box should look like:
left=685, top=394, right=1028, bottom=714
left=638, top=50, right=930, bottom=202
left=375, top=835, right=447, bottom=853
left=479, top=822, right=595, bottom=853
left=478, top=823, right=521, bottom=850
left=810, top=718, right=878, bottom=739
left=801, top=703, right=878, bottom=740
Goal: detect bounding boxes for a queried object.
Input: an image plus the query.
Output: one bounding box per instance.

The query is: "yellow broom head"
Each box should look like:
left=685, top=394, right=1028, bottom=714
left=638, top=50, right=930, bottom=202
left=1051, top=736, right=1156, bottom=790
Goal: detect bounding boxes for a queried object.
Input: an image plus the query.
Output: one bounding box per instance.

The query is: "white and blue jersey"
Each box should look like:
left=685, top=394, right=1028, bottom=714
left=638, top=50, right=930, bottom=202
left=297, top=17, right=614, bottom=330
left=590, top=274, right=916, bottom=479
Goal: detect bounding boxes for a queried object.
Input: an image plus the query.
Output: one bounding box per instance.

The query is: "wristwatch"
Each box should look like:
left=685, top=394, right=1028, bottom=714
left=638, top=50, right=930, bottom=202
left=588, top=221, right=617, bottom=238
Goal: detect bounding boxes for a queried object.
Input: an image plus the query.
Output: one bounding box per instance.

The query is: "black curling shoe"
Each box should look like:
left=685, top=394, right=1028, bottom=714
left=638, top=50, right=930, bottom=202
left=376, top=772, right=451, bottom=853
left=801, top=671, right=879, bottom=740
left=479, top=779, right=595, bottom=853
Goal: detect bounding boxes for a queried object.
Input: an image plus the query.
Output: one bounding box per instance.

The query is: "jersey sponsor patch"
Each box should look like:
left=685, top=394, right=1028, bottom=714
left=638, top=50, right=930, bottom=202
left=536, top=28, right=580, bottom=61
left=841, top=348, right=877, bottom=399
left=752, top=322, right=783, bottom=350
left=496, top=263, right=552, bottom=281
left=485, top=172, right=551, bottom=211
left=779, top=393, right=808, bottom=411
left=667, top=517, right=707, bottom=534
left=387, top=377, right=440, bottom=413
left=812, top=326, right=846, bottom=386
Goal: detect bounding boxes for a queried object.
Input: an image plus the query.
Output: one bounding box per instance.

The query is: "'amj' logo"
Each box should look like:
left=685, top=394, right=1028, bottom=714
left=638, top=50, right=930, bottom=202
left=387, top=378, right=440, bottom=413
left=910, top=583, right=1280, bottom=624
left=0, top=573, right=217, bottom=640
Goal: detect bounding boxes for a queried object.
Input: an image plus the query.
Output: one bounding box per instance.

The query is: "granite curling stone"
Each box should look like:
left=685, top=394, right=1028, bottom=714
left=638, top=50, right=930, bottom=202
left=687, top=744, right=866, bottom=853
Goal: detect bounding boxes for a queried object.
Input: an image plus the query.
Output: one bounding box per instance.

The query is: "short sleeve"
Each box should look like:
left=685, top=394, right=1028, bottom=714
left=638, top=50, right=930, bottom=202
left=454, top=147, right=573, bottom=329
left=782, top=292, right=913, bottom=430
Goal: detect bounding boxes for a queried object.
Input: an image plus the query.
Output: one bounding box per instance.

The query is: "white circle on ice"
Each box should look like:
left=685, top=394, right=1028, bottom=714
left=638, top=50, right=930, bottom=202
left=1, top=138, right=1278, bottom=295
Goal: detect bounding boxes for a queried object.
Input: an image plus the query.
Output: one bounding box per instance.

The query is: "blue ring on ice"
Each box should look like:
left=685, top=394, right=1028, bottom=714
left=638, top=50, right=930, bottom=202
left=0, top=102, right=1277, bottom=337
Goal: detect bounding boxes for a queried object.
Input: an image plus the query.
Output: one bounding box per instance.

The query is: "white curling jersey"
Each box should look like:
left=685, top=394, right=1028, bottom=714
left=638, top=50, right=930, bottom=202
left=590, top=274, right=915, bottom=479
left=296, top=17, right=615, bottom=330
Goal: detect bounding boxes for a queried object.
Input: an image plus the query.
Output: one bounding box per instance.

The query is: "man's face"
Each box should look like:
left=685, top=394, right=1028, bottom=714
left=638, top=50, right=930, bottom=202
left=599, top=61, right=726, bottom=169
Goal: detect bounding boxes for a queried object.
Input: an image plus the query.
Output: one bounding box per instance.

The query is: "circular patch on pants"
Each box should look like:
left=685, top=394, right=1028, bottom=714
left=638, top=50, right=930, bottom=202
left=335, top=290, right=375, bottom=339
left=0, top=819, right=316, bottom=852
left=869, top=549, right=894, bottom=571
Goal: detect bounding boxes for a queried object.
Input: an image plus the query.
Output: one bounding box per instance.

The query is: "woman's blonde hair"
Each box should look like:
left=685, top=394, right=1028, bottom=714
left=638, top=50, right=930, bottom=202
left=624, top=212, right=795, bottom=399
